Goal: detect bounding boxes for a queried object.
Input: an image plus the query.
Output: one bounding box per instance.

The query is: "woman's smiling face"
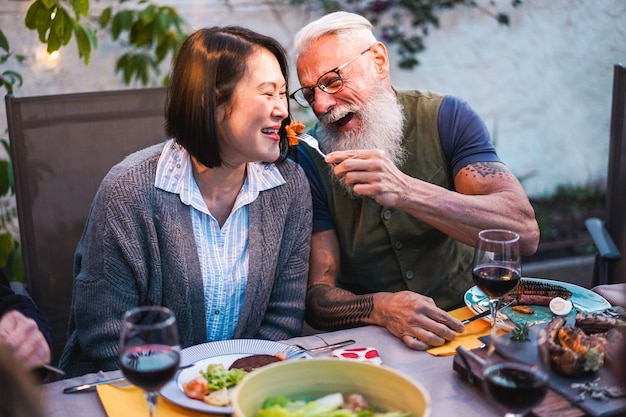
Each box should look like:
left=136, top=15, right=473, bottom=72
left=217, top=47, right=289, bottom=166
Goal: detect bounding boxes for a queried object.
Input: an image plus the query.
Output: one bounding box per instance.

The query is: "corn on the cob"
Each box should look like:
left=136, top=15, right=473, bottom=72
left=510, top=280, right=572, bottom=299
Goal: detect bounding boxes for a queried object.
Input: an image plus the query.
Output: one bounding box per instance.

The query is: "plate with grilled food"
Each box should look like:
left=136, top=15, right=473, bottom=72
left=464, top=277, right=611, bottom=327
left=490, top=308, right=626, bottom=417
left=160, top=339, right=309, bottom=414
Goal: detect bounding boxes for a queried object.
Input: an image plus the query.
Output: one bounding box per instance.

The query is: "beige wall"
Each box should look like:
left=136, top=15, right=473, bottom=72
left=1, top=0, right=624, bottom=197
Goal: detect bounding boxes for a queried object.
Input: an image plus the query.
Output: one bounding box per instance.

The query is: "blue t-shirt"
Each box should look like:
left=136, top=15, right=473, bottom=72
left=294, top=95, right=500, bottom=232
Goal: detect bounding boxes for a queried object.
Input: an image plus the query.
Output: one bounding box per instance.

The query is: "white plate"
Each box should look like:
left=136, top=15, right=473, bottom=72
left=464, top=277, right=611, bottom=327
left=160, top=339, right=308, bottom=414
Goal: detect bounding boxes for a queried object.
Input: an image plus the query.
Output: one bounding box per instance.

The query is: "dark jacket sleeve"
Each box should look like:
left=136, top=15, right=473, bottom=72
left=0, top=269, right=54, bottom=355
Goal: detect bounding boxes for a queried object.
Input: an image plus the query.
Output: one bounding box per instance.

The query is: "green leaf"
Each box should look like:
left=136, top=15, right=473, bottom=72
left=155, top=11, right=169, bottom=35
left=52, top=7, right=74, bottom=46
left=0, top=29, right=9, bottom=53
left=25, top=1, right=53, bottom=43
left=99, top=7, right=112, bottom=28
left=1, top=79, right=12, bottom=95
left=111, top=10, right=134, bottom=40
left=24, top=1, right=43, bottom=29
left=0, top=139, right=11, bottom=156
left=139, top=4, right=157, bottom=23
left=69, top=0, right=89, bottom=18
left=24, top=1, right=45, bottom=29
left=115, top=53, right=132, bottom=83
left=74, top=23, right=91, bottom=65
left=0, top=70, right=23, bottom=88
left=40, top=0, right=57, bottom=9
left=88, top=27, right=98, bottom=49
left=510, top=323, right=531, bottom=342
left=154, top=36, right=169, bottom=63
left=47, top=30, right=61, bottom=53
left=115, top=53, right=155, bottom=85
left=6, top=244, right=24, bottom=284
left=0, top=233, right=13, bottom=267
left=0, top=160, right=10, bottom=196
left=129, top=19, right=153, bottom=47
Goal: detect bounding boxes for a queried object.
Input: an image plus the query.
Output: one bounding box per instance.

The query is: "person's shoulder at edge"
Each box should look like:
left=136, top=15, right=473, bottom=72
left=97, top=141, right=167, bottom=192
left=437, top=94, right=501, bottom=177
left=392, top=86, right=445, bottom=100
left=392, top=86, right=477, bottom=113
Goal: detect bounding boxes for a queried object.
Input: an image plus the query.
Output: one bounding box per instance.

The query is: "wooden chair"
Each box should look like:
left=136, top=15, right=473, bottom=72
left=585, top=64, right=626, bottom=287
left=5, top=87, right=168, bottom=363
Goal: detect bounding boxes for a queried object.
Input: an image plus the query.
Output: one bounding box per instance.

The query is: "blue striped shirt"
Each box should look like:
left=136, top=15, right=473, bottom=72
left=154, top=140, right=285, bottom=340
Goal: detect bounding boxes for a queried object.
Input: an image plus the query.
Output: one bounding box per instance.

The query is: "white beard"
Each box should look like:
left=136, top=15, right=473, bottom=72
left=317, top=83, right=405, bottom=195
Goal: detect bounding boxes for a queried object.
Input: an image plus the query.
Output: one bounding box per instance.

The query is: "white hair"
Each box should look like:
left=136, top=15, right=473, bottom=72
left=294, top=11, right=377, bottom=56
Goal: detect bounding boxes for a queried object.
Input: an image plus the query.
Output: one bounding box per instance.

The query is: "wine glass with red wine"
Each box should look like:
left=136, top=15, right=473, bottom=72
left=482, top=325, right=550, bottom=417
left=472, top=229, right=522, bottom=328
left=119, top=306, right=180, bottom=417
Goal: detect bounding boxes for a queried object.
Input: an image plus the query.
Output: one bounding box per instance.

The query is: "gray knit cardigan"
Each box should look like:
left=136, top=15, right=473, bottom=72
left=58, top=143, right=312, bottom=378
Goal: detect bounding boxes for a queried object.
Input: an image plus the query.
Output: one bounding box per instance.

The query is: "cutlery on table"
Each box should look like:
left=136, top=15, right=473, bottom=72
left=288, top=339, right=355, bottom=357
left=43, top=363, right=66, bottom=376
left=63, top=363, right=194, bottom=394
left=63, top=376, right=127, bottom=394
left=63, top=340, right=356, bottom=394
left=461, top=300, right=514, bottom=325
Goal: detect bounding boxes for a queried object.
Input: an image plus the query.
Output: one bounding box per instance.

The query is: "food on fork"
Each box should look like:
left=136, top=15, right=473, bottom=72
left=285, top=120, right=305, bottom=146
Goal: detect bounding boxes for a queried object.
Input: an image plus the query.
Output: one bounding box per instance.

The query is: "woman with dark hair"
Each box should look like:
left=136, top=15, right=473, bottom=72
left=58, top=27, right=312, bottom=378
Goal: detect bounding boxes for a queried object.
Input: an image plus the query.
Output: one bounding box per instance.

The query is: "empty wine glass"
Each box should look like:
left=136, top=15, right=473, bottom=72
left=482, top=325, right=550, bottom=417
left=119, top=306, right=180, bottom=417
left=472, top=229, right=522, bottom=327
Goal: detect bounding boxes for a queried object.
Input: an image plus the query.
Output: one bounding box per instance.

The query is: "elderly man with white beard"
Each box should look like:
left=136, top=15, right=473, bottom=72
left=290, top=11, right=540, bottom=350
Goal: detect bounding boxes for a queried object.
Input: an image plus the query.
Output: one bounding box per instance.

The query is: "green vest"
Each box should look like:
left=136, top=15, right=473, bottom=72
left=306, top=89, right=474, bottom=309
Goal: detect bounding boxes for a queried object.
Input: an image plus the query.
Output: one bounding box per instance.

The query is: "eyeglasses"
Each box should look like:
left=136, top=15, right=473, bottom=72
left=289, top=46, right=373, bottom=107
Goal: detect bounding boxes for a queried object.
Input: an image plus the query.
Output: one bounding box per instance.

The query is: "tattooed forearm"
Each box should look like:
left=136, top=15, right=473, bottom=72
left=461, top=162, right=513, bottom=180
left=305, top=284, right=374, bottom=330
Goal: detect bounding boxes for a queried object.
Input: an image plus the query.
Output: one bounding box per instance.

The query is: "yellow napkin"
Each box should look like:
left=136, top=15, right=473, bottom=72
left=426, top=306, right=491, bottom=356
left=97, top=384, right=217, bottom=417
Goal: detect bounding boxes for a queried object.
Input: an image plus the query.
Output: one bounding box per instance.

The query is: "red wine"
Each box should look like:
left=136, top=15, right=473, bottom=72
left=484, top=362, right=549, bottom=414
left=120, top=345, right=180, bottom=392
left=472, top=265, right=521, bottom=298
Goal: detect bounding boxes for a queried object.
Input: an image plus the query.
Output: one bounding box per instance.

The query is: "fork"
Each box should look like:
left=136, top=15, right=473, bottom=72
left=298, top=133, right=327, bottom=159
left=62, top=362, right=195, bottom=393
left=286, top=339, right=355, bottom=359
left=461, top=299, right=515, bottom=325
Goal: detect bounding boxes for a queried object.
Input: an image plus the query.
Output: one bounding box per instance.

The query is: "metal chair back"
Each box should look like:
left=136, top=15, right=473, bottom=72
left=586, top=64, right=626, bottom=286
left=5, top=87, right=168, bottom=363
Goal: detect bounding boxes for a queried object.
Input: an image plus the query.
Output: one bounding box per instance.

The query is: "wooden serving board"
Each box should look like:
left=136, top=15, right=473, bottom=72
left=452, top=346, right=587, bottom=417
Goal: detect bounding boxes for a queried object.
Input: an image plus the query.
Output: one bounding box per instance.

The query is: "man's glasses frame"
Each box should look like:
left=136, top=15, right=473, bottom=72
left=290, top=45, right=373, bottom=107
